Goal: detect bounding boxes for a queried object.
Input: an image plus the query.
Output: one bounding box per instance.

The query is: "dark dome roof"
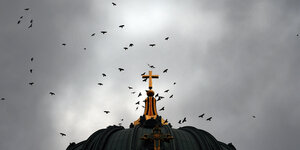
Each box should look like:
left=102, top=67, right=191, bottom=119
left=67, top=125, right=236, bottom=150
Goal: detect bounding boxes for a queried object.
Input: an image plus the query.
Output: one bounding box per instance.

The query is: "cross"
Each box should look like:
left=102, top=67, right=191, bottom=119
left=141, top=126, right=174, bottom=150
left=142, top=71, right=159, bottom=89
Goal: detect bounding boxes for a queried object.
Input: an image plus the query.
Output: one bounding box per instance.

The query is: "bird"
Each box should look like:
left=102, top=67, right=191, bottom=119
left=182, top=117, right=187, bottom=123
left=164, top=119, right=168, bottom=123
left=141, top=72, right=146, bottom=75
left=159, top=107, right=165, bottom=111
left=135, top=101, right=140, bottom=105
left=155, top=93, right=159, bottom=98
left=199, top=113, right=205, bottom=118
left=121, top=119, right=124, bottom=121
left=101, top=31, right=107, bottom=34
left=91, top=33, right=96, bottom=36
left=112, top=2, right=116, bottom=6
left=29, top=82, right=34, bottom=85
left=138, top=92, right=142, bottom=97
left=30, top=19, right=33, bottom=23
left=118, top=68, right=124, bottom=72
left=119, top=25, right=124, bottom=28
left=149, top=44, right=156, bottom=47
left=62, top=43, right=66, bottom=46
left=84, top=48, right=87, bottom=50
left=123, top=47, right=128, bottom=50
left=104, top=111, right=110, bottom=114
left=206, top=117, right=212, bottom=121
left=102, top=73, right=106, bottom=77
left=24, top=8, right=30, bottom=11
left=49, top=92, right=55, bottom=95
left=173, top=82, right=176, bottom=85
left=165, top=37, right=169, bottom=40
left=30, top=69, right=33, bottom=73
left=128, top=86, right=133, bottom=89
left=28, top=24, right=32, bottom=28
left=252, top=116, right=256, bottom=118
left=17, top=20, right=21, bottom=24
left=129, top=43, right=134, bottom=47
left=149, top=65, right=155, bottom=69
left=158, top=96, right=164, bottom=101
left=30, top=57, right=34, bottom=62
left=178, top=120, right=182, bottom=124
left=60, top=133, right=66, bottom=136
left=20, top=16, right=23, bottom=19
left=142, top=105, right=145, bottom=108
left=142, top=78, right=147, bottom=82
left=98, top=83, right=103, bottom=86
left=1, top=98, right=5, bottom=100
left=163, top=69, right=168, bottom=73
left=297, top=34, right=299, bottom=36
left=136, top=107, right=138, bottom=110
left=164, top=89, right=169, bottom=93
left=118, top=123, right=122, bottom=126
left=169, top=94, right=173, bottom=98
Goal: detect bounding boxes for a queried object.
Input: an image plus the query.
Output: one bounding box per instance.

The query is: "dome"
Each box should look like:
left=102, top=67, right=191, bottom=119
left=67, top=71, right=236, bottom=150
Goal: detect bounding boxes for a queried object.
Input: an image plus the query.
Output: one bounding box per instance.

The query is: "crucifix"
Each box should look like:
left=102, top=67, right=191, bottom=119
left=142, top=71, right=159, bottom=89
left=141, top=125, right=174, bottom=150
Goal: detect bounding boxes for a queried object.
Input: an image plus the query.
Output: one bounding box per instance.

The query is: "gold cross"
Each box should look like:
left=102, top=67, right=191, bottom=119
left=141, top=126, right=174, bottom=150
left=142, top=71, right=159, bottom=89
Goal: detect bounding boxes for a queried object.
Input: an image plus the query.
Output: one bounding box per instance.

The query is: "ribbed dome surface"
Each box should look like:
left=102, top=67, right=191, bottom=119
left=67, top=125, right=236, bottom=150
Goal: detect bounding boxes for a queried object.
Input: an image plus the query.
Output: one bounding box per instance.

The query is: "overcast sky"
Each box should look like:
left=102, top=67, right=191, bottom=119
left=1, top=0, right=300, bottom=150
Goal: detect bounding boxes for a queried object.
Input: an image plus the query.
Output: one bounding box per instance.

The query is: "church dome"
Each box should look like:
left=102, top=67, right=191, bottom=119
left=67, top=71, right=236, bottom=150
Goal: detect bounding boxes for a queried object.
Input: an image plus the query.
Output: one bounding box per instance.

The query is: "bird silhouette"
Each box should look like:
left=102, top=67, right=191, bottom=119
left=102, top=73, right=106, bottom=77
left=136, top=107, right=138, bottom=110
left=129, top=43, right=134, bottom=47
left=91, top=33, right=96, bottom=36
left=135, top=101, right=140, bottom=105
left=163, top=69, right=168, bottom=73
left=119, top=25, right=124, bottom=28
left=28, top=24, right=32, bottom=28
left=60, top=133, right=66, bottom=136
left=164, top=89, right=169, bottom=93
left=17, top=20, right=21, bottom=24
left=164, top=119, right=168, bottom=123
left=112, top=2, right=116, bottom=6
left=165, top=37, right=169, bottom=40
left=149, top=65, right=155, bottom=69
left=98, top=83, right=103, bottom=86
left=123, top=47, right=128, bottom=50
left=118, top=68, right=124, bottom=72
left=142, top=78, right=147, bottom=82
left=206, top=117, right=212, bottom=121
left=155, top=93, right=159, bottom=97
left=199, top=113, right=205, bottom=118
left=141, top=72, right=146, bottom=75
left=159, top=107, right=165, bottom=111
left=128, top=86, right=133, bottom=89
left=131, top=91, right=136, bottom=94
left=24, top=8, right=30, bottom=11
left=30, top=19, right=33, bottom=23
left=49, top=92, right=55, bottom=95
left=178, top=120, right=182, bottom=124
left=62, top=43, right=66, bottom=46
left=84, top=48, right=87, bottom=50
left=173, top=82, right=176, bottom=85
left=149, top=44, right=156, bottom=47
left=142, top=105, right=145, bottom=108
left=158, top=96, right=164, bottom=101
left=121, top=119, right=124, bottom=121
left=30, top=57, right=34, bottom=62
left=1, top=98, right=5, bottom=100
left=169, top=94, right=173, bottom=98
left=104, top=111, right=110, bottom=114
left=29, top=82, right=34, bottom=85
left=297, top=34, right=299, bottom=36
left=252, top=116, right=256, bottom=118
left=182, top=117, right=187, bottom=123
left=138, top=92, right=142, bottom=97
left=30, top=69, right=33, bottom=73
left=101, top=31, right=107, bottom=34
left=20, top=16, right=23, bottom=19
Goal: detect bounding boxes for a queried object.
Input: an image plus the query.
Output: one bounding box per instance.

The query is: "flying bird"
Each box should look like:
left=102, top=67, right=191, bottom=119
left=136, top=107, right=138, bottom=110
left=131, top=91, right=136, bottom=94
left=112, top=2, right=116, bottom=6
left=123, top=47, right=128, bottom=50
left=84, top=48, right=87, bottom=50
left=164, top=119, right=168, bottom=123
left=30, top=57, right=34, bottom=62
left=128, top=86, right=133, bottom=89
left=28, top=24, right=32, bottom=28
left=142, top=105, right=145, bottom=108
left=30, top=19, right=33, bottom=23
left=24, top=8, right=30, bottom=11
left=102, top=73, right=106, bottom=77
left=142, top=78, right=147, bottom=82
left=169, top=94, right=173, bottom=98
left=182, top=117, right=187, bottom=123
left=101, top=31, right=107, bottom=34
left=163, top=69, right=168, bottom=73
left=138, top=92, right=142, bottom=97
left=297, top=34, right=299, bottom=36
left=148, top=64, right=155, bottom=68
left=49, top=92, right=55, bottom=95
left=159, top=107, right=165, bottom=111
left=173, top=82, right=176, bottom=85
left=118, top=68, right=124, bottom=72
left=155, top=93, right=159, bottom=98
left=30, top=69, right=33, bottom=73
left=149, top=44, right=156, bottom=47
left=91, top=33, right=96, bottom=36
left=17, top=20, right=21, bottom=24
left=20, top=16, right=23, bottom=19
left=165, top=37, right=169, bottom=40
left=178, top=120, right=182, bottom=124
left=29, top=82, right=34, bottom=85
left=135, top=101, right=140, bottom=105
left=206, top=117, right=212, bottom=121
left=60, top=133, right=66, bottom=136
left=98, top=83, right=103, bottom=86
left=164, top=89, right=169, bottom=93
left=1, top=98, right=5, bottom=100
left=121, top=119, right=124, bottom=121
left=104, top=111, right=110, bottom=114
left=129, top=43, right=134, bottom=47
left=252, top=116, right=256, bottom=118
left=141, top=72, right=146, bottom=75
left=62, top=43, right=66, bottom=46
left=119, top=25, right=124, bottom=28
left=158, top=96, right=164, bottom=101
left=199, top=113, right=205, bottom=118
